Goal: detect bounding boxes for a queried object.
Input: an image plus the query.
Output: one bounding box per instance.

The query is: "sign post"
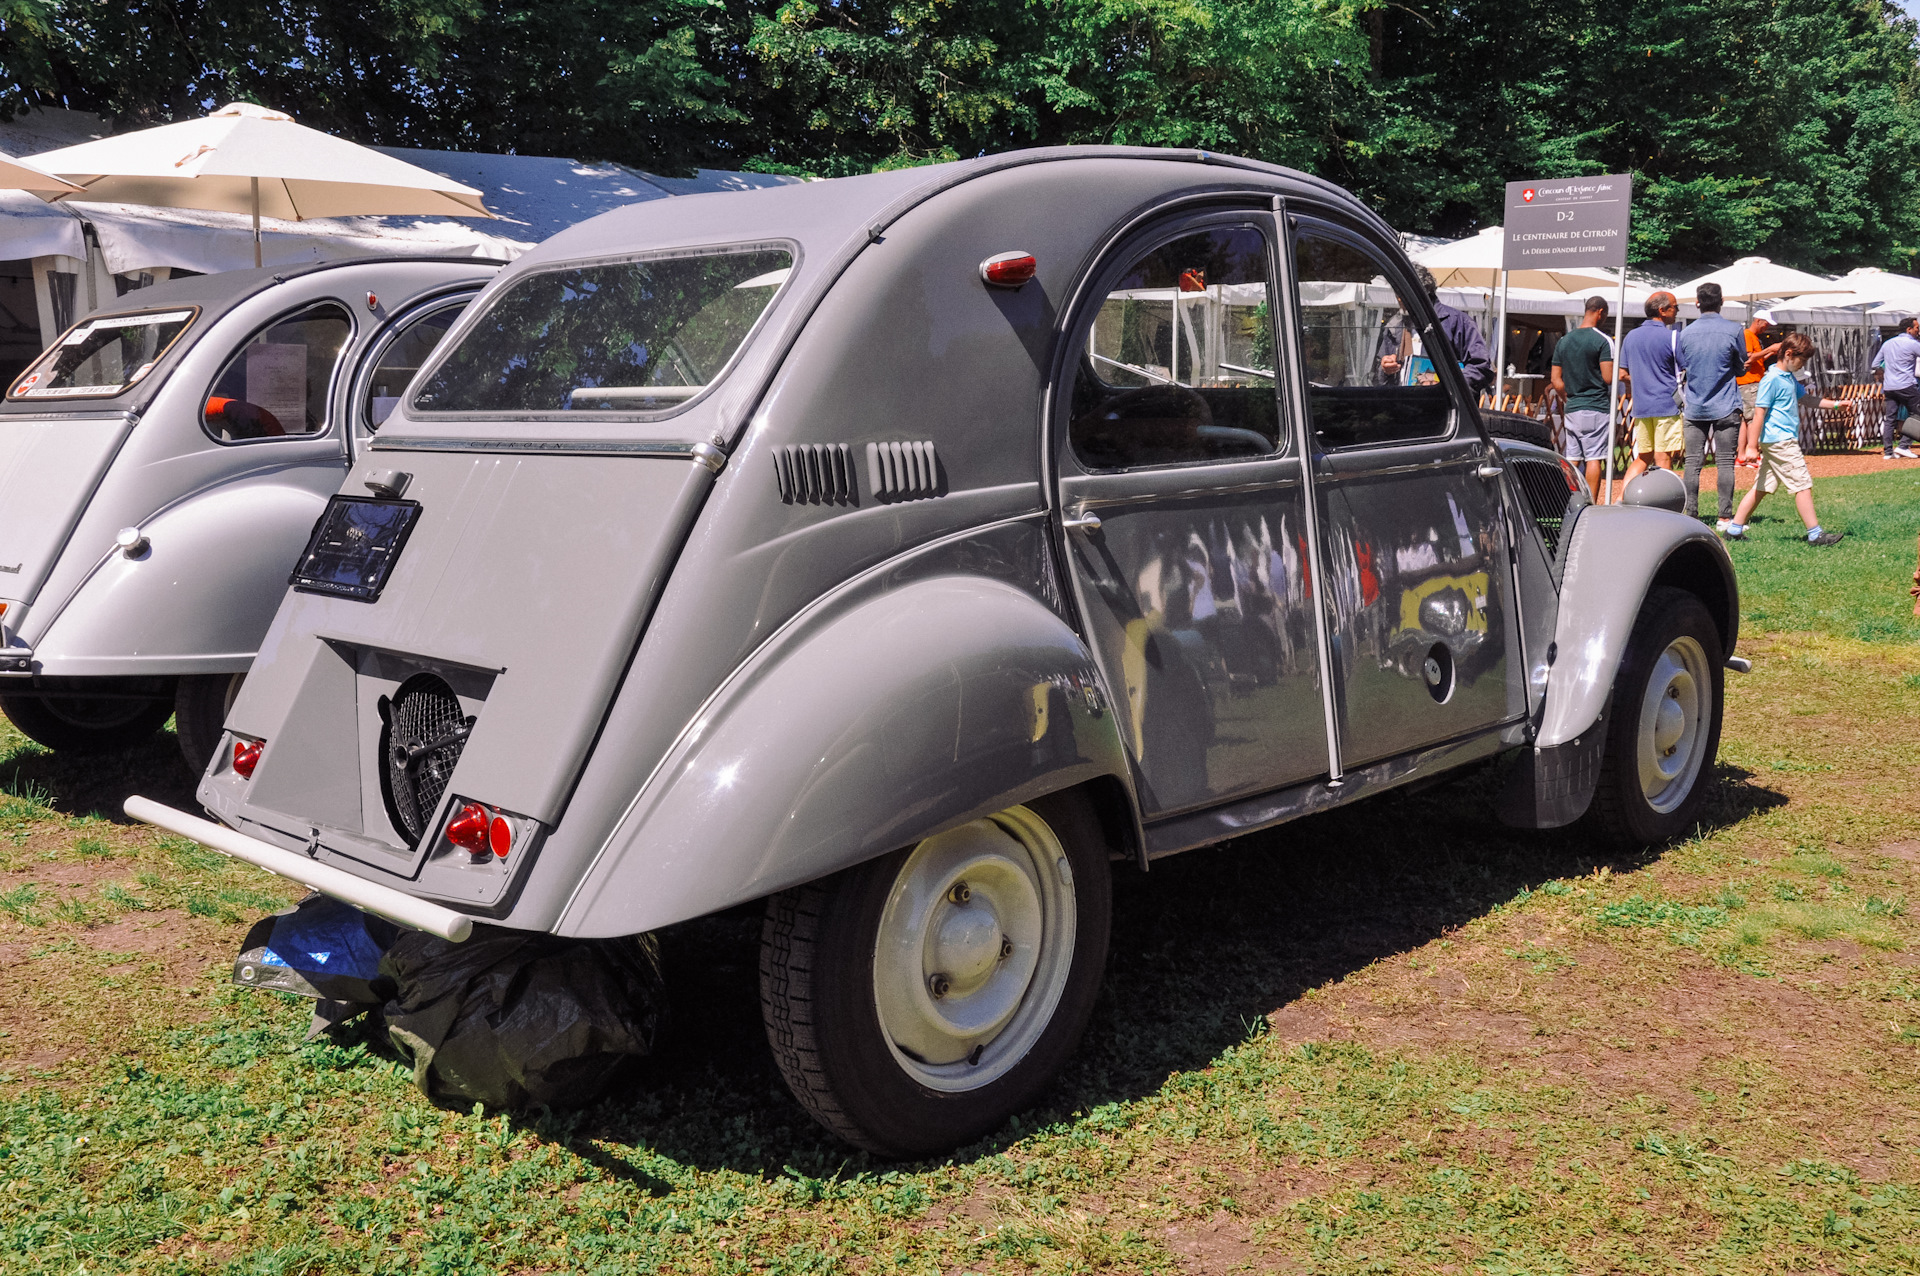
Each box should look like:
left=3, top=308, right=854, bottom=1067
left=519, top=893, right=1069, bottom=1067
left=1502, top=174, right=1633, bottom=499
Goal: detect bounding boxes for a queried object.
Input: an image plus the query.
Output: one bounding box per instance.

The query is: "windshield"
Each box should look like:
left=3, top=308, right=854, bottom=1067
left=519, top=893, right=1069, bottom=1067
left=411, top=246, right=793, bottom=415
left=9, top=307, right=197, bottom=401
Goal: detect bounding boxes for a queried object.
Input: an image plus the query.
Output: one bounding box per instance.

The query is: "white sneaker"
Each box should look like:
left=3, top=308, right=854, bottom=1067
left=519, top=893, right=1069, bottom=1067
left=1896, top=446, right=1918, bottom=459
left=1714, top=519, right=1733, bottom=534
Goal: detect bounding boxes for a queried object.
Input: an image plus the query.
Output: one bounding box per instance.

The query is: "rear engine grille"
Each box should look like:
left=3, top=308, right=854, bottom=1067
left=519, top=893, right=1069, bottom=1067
left=1510, top=457, right=1578, bottom=556
left=379, top=673, right=473, bottom=842
left=867, top=440, right=940, bottom=500
left=773, top=444, right=855, bottom=504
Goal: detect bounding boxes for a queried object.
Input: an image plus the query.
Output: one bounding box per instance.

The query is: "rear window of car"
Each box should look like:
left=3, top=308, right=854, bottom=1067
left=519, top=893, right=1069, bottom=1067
left=8, top=307, right=197, bottom=401
left=410, top=245, right=793, bottom=415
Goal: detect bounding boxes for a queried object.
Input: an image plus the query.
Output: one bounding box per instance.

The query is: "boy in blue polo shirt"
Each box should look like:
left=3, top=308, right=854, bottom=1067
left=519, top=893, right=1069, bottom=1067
left=1723, top=332, right=1844, bottom=546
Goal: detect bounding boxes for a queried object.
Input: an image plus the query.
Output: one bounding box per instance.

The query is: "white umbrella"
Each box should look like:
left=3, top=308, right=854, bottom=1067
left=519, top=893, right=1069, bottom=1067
left=1414, top=227, right=1622, bottom=293
left=0, top=151, right=81, bottom=194
left=28, top=102, right=495, bottom=267
left=1673, top=256, right=1847, bottom=304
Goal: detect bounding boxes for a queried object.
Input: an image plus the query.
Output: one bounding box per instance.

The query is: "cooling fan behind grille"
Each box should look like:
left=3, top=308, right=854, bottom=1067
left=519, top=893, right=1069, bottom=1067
left=379, top=673, right=474, bottom=842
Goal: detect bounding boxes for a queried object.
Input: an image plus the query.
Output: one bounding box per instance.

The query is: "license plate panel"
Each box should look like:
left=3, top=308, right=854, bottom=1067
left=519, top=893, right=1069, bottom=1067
left=289, top=495, right=422, bottom=602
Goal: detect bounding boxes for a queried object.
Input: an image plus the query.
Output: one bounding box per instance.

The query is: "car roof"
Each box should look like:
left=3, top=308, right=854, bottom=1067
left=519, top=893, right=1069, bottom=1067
left=519, top=146, right=1384, bottom=275
left=1, top=255, right=505, bottom=418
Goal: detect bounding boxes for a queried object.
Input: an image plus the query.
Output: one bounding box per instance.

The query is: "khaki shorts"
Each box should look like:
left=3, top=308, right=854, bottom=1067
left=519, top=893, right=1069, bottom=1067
left=1739, top=382, right=1760, bottom=414
left=1755, top=437, right=1813, bottom=494
left=1632, top=415, right=1683, bottom=454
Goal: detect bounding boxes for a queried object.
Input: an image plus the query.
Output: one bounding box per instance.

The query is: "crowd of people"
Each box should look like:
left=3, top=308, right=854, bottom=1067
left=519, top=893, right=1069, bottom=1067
left=1532, top=283, right=1920, bottom=548
left=1387, top=265, right=1919, bottom=553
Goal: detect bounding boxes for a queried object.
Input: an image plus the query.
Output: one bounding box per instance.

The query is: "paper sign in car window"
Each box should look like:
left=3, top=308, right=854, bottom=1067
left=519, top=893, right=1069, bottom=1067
left=246, top=343, right=308, bottom=433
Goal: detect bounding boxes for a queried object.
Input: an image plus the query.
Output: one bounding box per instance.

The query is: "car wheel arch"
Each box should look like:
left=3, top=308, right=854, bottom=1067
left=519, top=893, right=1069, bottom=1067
left=553, top=572, right=1142, bottom=938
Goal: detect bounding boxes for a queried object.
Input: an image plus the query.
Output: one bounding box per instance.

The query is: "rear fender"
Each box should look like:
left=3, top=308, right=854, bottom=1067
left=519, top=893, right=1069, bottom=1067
left=33, top=476, right=329, bottom=676
left=1500, top=504, right=1736, bottom=828
left=556, top=573, right=1135, bottom=938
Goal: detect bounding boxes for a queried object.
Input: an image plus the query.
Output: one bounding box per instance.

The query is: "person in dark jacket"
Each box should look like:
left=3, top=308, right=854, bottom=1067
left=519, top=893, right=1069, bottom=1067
left=1381, top=265, right=1494, bottom=396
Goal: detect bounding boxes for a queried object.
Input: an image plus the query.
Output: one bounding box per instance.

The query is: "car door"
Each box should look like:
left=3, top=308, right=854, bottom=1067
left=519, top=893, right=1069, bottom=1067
left=1055, top=211, right=1331, bottom=818
left=1281, top=216, right=1520, bottom=770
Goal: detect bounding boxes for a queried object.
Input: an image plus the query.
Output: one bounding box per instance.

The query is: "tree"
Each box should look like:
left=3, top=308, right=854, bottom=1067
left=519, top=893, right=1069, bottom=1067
left=0, top=0, right=748, bottom=174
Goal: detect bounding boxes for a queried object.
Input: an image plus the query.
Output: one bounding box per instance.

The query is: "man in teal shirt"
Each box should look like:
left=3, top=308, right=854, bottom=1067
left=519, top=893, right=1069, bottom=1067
left=1549, top=296, right=1615, bottom=495
left=1723, top=332, right=1845, bottom=546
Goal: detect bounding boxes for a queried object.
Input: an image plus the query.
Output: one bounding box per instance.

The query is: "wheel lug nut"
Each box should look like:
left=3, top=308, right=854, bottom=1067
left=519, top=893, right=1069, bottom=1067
left=999, top=935, right=1013, bottom=961
left=928, top=972, right=950, bottom=999
left=948, top=881, right=971, bottom=905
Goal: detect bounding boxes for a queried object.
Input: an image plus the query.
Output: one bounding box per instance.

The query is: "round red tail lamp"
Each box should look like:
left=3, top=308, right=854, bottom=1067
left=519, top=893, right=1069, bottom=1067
left=488, top=815, right=512, bottom=859
left=232, top=739, right=263, bottom=779
left=446, top=802, right=489, bottom=853
left=980, top=252, right=1037, bottom=289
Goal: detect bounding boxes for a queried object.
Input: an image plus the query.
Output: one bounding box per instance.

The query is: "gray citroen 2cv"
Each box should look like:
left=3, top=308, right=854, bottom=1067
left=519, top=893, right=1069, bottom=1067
left=130, top=147, right=1738, bottom=1156
left=0, top=257, right=501, bottom=766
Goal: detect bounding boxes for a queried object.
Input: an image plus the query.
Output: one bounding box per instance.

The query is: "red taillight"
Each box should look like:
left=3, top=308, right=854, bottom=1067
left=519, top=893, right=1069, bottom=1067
left=446, top=802, right=489, bottom=853
left=979, top=251, right=1037, bottom=289
left=488, top=815, right=512, bottom=859
left=232, top=739, right=263, bottom=778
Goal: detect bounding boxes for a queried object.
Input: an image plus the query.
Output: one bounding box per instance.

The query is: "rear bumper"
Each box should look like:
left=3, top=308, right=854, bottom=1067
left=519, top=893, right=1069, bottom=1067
left=124, top=795, right=474, bottom=942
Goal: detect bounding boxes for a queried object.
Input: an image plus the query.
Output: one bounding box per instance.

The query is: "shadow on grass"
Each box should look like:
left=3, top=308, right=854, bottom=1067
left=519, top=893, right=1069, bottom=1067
left=525, top=758, right=1788, bottom=1182
left=0, top=726, right=199, bottom=820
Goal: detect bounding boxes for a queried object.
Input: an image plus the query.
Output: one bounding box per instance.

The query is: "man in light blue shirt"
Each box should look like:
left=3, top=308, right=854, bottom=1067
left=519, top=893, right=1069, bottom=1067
left=1873, top=315, right=1920, bottom=460
left=1676, top=282, right=1748, bottom=526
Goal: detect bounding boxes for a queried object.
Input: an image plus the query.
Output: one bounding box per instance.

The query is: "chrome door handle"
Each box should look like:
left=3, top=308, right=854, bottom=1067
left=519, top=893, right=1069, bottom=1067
left=1061, top=511, right=1103, bottom=534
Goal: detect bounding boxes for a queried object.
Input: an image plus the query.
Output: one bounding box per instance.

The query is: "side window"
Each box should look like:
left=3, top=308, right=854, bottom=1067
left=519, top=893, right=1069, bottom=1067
left=202, top=303, right=351, bottom=442
left=1067, top=223, right=1281, bottom=469
left=363, top=300, right=468, bottom=430
left=1293, top=226, right=1453, bottom=449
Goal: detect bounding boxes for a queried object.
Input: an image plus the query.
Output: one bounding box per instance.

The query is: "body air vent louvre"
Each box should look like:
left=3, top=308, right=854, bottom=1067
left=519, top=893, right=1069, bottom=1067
left=1509, top=457, right=1578, bottom=556
left=378, top=673, right=474, bottom=843
left=773, top=444, right=855, bottom=505
left=867, top=440, right=940, bottom=500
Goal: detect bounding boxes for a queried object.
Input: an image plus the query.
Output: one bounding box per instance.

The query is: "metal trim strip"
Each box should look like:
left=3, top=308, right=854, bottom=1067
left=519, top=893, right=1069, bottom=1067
left=369, top=437, right=713, bottom=458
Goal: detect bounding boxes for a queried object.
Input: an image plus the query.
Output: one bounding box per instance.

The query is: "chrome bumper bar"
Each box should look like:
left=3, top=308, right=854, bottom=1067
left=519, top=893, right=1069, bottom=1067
left=124, top=796, right=473, bottom=942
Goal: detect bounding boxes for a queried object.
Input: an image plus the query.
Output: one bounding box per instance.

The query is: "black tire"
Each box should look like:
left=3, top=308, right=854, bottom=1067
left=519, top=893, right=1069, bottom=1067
left=1589, top=586, right=1724, bottom=845
left=760, top=790, right=1113, bottom=1158
left=1482, top=410, right=1555, bottom=450
left=174, top=672, right=247, bottom=772
left=0, top=677, right=176, bottom=755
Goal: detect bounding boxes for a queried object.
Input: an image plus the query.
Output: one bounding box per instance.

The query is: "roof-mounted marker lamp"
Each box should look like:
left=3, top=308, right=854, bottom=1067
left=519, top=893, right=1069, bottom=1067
left=979, top=252, right=1037, bottom=289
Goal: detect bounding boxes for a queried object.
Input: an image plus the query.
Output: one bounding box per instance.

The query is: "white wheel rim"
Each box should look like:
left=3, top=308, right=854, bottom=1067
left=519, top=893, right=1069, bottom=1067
left=1636, top=635, right=1710, bottom=813
left=872, top=806, right=1077, bottom=1093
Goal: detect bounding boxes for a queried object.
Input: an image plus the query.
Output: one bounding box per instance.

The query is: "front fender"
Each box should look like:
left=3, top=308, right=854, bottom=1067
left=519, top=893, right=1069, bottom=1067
left=1500, top=504, right=1737, bottom=829
left=33, top=477, right=329, bottom=676
left=556, top=575, right=1133, bottom=938
left=1538, top=504, right=1737, bottom=749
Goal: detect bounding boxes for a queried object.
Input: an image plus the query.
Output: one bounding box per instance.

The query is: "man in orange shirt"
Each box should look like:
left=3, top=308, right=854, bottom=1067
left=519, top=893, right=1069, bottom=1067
left=1736, top=309, right=1783, bottom=465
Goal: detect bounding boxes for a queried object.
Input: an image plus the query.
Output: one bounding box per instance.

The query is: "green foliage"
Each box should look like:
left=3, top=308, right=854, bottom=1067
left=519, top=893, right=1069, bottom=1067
left=4, top=0, right=1919, bottom=264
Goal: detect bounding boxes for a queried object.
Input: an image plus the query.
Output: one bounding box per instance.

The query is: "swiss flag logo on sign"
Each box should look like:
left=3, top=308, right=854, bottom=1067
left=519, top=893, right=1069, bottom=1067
left=1522, top=188, right=1536, bottom=203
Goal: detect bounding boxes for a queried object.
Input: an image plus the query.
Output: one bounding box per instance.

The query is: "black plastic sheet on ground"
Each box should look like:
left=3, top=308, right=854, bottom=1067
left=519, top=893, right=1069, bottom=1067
left=379, top=926, right=665, bottom=1111
left=233, top=894, right=665, bottom=1110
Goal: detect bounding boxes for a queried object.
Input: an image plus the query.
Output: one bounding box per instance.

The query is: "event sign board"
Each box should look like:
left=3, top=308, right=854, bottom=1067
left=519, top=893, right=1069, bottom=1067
left=1502, top=175, right=1632, bottom=271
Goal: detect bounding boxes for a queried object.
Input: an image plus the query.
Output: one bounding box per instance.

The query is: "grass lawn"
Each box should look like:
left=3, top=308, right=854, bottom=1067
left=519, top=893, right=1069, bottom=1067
left=3, top=471, right=1920, bottom=1274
